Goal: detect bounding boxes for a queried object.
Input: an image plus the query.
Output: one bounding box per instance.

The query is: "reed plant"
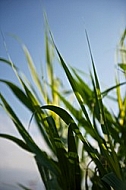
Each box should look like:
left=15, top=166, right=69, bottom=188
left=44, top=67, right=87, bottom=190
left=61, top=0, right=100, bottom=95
left=0, top=21, right=126, bottom=189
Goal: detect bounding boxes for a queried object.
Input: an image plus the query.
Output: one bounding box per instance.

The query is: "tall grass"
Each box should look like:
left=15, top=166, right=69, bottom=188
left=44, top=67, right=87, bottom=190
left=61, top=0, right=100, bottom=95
left=0, top=20, right=126, bottom=189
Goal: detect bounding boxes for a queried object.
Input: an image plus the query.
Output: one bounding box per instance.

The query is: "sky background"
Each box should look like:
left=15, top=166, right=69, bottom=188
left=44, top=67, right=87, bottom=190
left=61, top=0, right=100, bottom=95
left=0, top=0, right=126, bottom=189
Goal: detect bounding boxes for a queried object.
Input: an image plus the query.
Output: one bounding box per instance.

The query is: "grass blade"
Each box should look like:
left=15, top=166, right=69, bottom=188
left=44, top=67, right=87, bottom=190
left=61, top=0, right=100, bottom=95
left=46, top=116, right=69, bottom=190
left=0, top=134, right=32, bottom=153
left=23, top=45, right=46, bottom=98
left=0, top=94, right=60, bottom=176
left=40, top=104, right=106, bottom=175
left=0, top=79, right=33, bottom=111
left=68, top=124, right=81, bottom=190
left=102, top=172, right=124, bottom=190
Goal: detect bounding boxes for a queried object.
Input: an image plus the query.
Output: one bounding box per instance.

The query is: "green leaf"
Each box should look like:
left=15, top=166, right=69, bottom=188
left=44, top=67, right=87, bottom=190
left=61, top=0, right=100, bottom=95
left=41, top=105, right=73, bottom=125
left=85, top=34, right=121, bottom=182
left=40, top=105, right=106, bottom=175
left=46, top=116, right=69, bottom=190
left=0, top=94, right=60, bottom=176
left=0, top=57, right=18, bottom=70
left=35, top=155, right=62, bottom=190
left=101, top=82, right=126, bottom=97
left=86, top=30, right=107, bottom=133
left=68, top=124, right=81, bottom=190
left=102, top=172, right=125, bottom=190
left=0, top=79, right=33, bottom=111
left=0, top=134, right=32, bottom=153
left=0, top=93, right=35, bottom=144
left=119, top=28, right=126, bottom=46
left=118, top=63, right=126, bottom=71
left=45, top=30, right=55, bottom=100
left=4, top=75, right=54, bottom=153
left=23, top=45, right=46, bottom=98
left=49, top=31, right=93, bottom=129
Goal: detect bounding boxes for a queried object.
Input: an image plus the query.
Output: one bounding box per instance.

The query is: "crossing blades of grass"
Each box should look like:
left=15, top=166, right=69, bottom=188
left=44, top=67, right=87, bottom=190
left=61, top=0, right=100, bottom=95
left=0, top=134, right=32, bottom=153
left=40, top=105, right=106, bottom=176
left=0, top=94, right=60, bottom=177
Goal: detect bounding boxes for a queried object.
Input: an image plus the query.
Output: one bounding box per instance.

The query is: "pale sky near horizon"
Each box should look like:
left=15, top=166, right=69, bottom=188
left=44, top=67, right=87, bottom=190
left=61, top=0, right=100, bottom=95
left=0, top=0, right=126, bottom=189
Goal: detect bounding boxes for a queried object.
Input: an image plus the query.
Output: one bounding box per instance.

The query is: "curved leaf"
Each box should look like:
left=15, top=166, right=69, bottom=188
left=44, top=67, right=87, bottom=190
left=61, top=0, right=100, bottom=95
left=0, top=79, right=33, bottom=110
left=40, top=105, right=106, bottom=175
left=0, top=134, right=32, bottom=153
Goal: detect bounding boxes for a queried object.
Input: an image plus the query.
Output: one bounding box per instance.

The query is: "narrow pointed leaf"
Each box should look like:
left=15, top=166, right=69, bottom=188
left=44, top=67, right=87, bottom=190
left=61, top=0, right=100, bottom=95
left=40, top=105, right=106, bottom=175
left=23, top=45, right=46, bottom=98
left=0, top=134, right=32, bottom=153
left=68, top=124, right=81, bottom=190
left=46, top=116, right=69, bottom=190
left=0, top=79, right=33, bottom=110
left=49, top=32, right=93, bottom=128
left=0, top=94, right=60, bottom=176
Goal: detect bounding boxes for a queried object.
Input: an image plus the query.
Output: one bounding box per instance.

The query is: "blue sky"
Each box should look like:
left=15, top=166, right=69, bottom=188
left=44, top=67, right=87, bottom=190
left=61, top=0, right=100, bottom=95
left=0, top=0, right=126, bottom=189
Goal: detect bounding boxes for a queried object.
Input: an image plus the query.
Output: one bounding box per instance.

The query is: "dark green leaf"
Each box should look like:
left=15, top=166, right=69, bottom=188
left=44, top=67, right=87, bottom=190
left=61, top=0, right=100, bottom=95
left=40, top=105, right=106, bottom=175
left=102, top=172, right=124, bottom=190
left=0, top=79, right=33, bottom=110
left=68, top=124, right=81, bottom=190
left=0, top=57, right=18, bottom=70
left=0, top=94, right=60, bottom=176
left=0, top=134, right=32, bottom=153
left=46, top=116, right=69, bottom=190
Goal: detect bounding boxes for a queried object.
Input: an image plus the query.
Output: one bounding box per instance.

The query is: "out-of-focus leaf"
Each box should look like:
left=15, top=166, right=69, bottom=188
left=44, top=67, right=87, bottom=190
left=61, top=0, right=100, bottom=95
left=0, top=79, right=33, bottom=110
left=102, top=172, right=125, bottom=190
left=18, top=184, right=32, bottom=190
left=0, top=134, right=32, bottom=153
left=35, top=155, right=62, bottom=190
left=0, top=57, right=18, bottom=70
left=116, top=78, right=123, bottom=112
left=119, top=28, right=126, bottom=46
left=0, top=94, right=60, bottom=176
left=118, top=63, right=126, bottom=71
left=23, top=45, right=46, bottom=99
left=101, top=82, right=126, bottom=97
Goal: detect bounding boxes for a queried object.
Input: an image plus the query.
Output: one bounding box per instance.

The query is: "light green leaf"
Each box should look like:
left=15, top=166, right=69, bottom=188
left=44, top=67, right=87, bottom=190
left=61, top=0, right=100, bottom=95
left=118, top=63, right=126, bottom=71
